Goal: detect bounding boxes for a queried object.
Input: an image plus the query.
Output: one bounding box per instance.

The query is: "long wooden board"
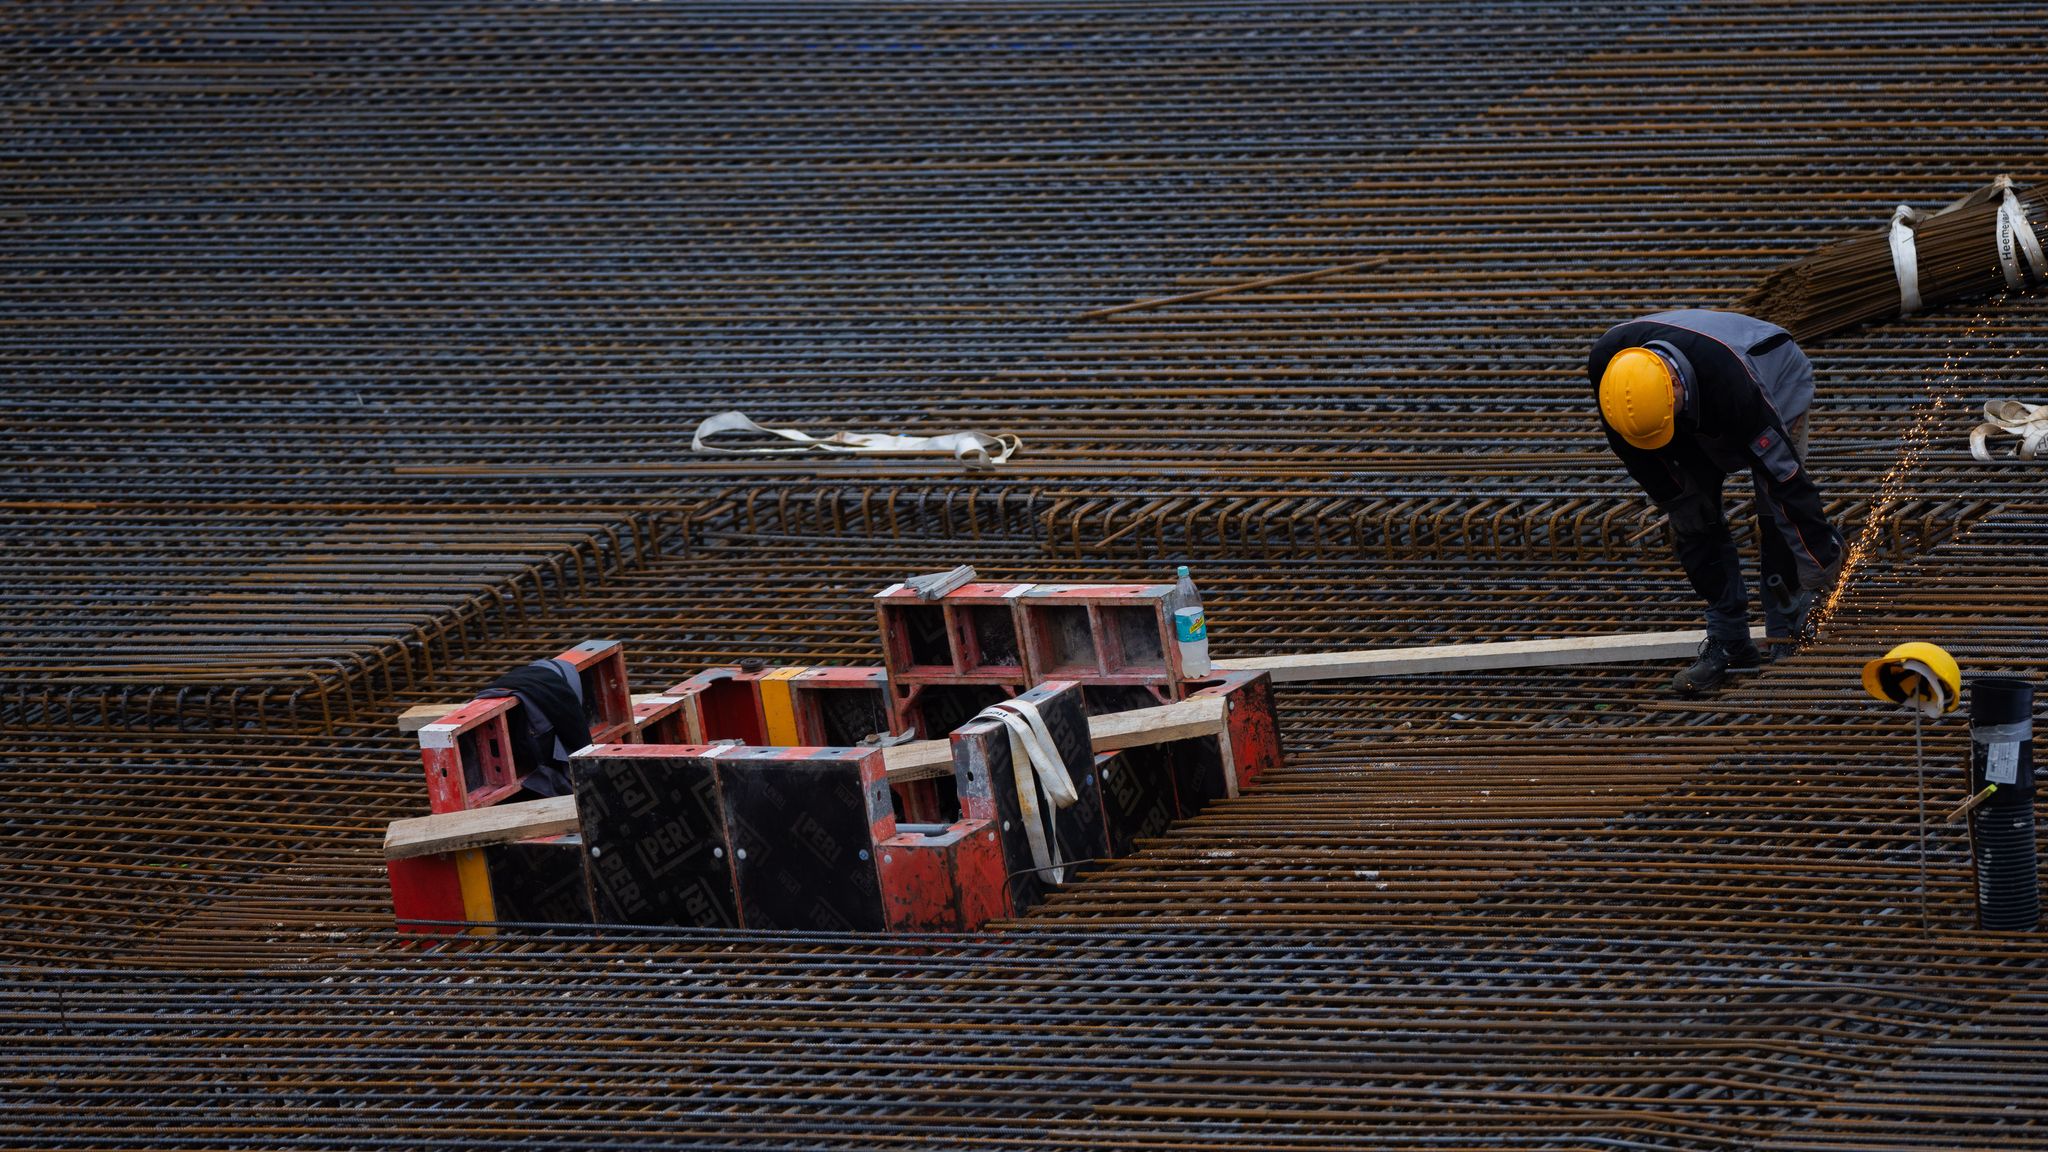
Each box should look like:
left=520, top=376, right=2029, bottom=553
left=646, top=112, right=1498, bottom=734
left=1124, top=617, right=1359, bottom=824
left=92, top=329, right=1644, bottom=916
left=384, top=794, right=580, bottom=860
left=1082, top=695, right=1226, bottom=751
left=882, top=695, right=1227, bottom=783
left=385, top=697, right=1230, bottom=854
left=1211, top=626, right=1768, bottom=685
left=397, top=692, right=669, bottom=734
left=397, top=629, right=1756, bottom=731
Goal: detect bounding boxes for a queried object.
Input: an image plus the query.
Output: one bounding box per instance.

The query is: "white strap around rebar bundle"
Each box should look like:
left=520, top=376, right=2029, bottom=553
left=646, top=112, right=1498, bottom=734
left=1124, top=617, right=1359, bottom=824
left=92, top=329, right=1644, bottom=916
left=1994, top=180, right=2048, bottom=290
left=691, top=411, right=1020, bottom=467
left=975, top=699, right=1079, bottom=885
left=1970, top=399, right=2048, bottom=462
left=1890, top=175, right=2046, bottom=314
left=1889, top=203, right=1928, bottom=315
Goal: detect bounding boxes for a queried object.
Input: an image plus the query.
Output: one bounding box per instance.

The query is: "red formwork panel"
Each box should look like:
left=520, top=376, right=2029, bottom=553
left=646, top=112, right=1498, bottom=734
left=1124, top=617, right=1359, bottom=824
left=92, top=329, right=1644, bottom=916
left=1017, top=584, right=1188, bottom=701
left=672, top=663, right=940, bottom=820
left=947, top=680, right=1108, bottom=914
left=876, top=822, right=950, bottom=929
left=554, top=639, right=637, bottom=744
left=1187, top=669, right=1284, bottom=794
left=788, top=666, right=896, bottom=745
left=784, top=665, right=945, bottom=822
left=416, top=640, right=640, bottom=813
left=417, top=696, right=522, bottom=813
left=946, top=817, right=1012, bottom=929
left=386, top=835, right=589, bottom=933
left=875, top=581, right=1034, bottom=686
left=664, top=668, right=772, bottom=745
left=876, top=582, right=1033, bottom=742
left=877, top=817, right=1011, bottom=932
left=630, top=692, right=691, bottom=744
left=386, top=854, right=466, bottom=933
left=899, top=705, right=996, bottom=896
left=887, top=681, right=1018, bottom=744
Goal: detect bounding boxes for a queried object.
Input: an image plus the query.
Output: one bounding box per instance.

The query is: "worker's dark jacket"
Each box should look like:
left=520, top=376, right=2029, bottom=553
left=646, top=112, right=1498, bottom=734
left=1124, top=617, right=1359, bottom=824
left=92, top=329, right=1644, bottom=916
left=475, top=657, right=591, bottom=799
left=1588, top=309, right=1842, bottom=639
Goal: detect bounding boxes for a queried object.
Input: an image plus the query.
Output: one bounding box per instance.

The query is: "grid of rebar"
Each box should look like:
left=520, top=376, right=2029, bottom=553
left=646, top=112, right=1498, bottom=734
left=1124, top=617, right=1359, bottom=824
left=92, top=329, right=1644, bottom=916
left=5, top=1, right=2048, bottom=1147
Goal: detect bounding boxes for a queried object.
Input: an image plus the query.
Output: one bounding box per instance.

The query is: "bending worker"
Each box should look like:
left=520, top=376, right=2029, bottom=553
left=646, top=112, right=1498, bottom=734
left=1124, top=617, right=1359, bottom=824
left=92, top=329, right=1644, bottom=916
left=1590, top=309, right=1844, bottom=695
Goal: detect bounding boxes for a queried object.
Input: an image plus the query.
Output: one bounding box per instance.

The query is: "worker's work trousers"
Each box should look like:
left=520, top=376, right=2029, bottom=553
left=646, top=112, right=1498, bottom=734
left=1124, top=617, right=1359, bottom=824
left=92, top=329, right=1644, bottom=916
left=1661, top=415, right=1814, bottom=645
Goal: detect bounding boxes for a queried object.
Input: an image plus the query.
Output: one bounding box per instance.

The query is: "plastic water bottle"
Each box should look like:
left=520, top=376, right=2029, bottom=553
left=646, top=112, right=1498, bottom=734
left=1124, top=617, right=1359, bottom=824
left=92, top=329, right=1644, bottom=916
left=1172, top=566, right=1210, bottom=677
left=1173, top=565, right=1202, bottom=614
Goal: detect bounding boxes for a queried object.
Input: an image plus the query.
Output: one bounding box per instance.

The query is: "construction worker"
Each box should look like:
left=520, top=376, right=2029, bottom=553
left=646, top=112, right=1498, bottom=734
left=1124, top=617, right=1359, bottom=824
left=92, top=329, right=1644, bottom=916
left=1590, top=309, right=1845, bottom=694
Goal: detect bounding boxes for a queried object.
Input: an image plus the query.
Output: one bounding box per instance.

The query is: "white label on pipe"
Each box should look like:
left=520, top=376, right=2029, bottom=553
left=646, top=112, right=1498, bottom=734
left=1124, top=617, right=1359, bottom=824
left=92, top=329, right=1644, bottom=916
left=1987, top=741, right=2020, bottom=785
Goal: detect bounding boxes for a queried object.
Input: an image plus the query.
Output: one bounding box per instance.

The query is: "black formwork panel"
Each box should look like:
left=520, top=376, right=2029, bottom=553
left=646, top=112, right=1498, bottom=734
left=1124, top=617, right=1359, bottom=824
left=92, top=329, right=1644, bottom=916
left=483, top=836, right=591, bottom=925
left=713, top=748, right=890, bottom=933
left=1095, top=749, right=1176, bottom=856
left=571, top=745, right=893, bottom=931
left=951, top=680, right=1107, bottom=912
left=570, top=753, right=740, bottom=928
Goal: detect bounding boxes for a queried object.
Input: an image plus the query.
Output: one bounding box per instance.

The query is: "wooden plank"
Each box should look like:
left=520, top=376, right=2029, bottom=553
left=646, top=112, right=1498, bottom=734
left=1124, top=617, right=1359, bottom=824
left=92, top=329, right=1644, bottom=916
left=384, top=795, right=580, bottom=860
left=406, top=694, right=1220, bottom=757
left=1086, top=695, right=1226, bottom=751
left=399, top=692, right=670, bottom=734
left=397, top=703, right=455, bottom=734
left=1211, top=626, right=1768, bottom=685
left=399, top=625, right=1750, bottom=731
left=881, top=697, right=1226, bottom=783
left=881, top=739, right=955, bottom=779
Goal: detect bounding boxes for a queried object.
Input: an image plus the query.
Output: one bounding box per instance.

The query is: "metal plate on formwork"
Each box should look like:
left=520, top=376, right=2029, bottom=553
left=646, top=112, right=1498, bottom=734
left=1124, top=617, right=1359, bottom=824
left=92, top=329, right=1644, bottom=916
left=571, top=753, right=739, bottom=928
left=712, top=749, right=889, bottom=933
left=483, top=836, right=592, bottom=925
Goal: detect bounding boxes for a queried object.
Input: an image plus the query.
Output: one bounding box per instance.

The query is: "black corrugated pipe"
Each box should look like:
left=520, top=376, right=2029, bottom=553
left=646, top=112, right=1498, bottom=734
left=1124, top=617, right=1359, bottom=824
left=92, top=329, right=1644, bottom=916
left=1968, top=677, right=2039, bottom=931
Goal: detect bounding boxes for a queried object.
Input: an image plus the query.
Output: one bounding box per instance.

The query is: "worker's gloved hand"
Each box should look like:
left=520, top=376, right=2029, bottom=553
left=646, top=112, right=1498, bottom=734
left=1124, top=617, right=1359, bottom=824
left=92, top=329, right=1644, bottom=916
left=1784, top=587, right=1820, bottom=645
left=1770, top=529, right=1847, bottom=650
left=1815, top=539, right=1847, bottom=592
left=1764, top=574, right=1820, bottom=652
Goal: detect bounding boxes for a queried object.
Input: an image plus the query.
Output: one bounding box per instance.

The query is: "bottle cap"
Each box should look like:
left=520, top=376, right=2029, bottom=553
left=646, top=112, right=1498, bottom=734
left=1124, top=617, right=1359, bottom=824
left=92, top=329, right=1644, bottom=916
left=1176, top=565, right=1190, bottom=578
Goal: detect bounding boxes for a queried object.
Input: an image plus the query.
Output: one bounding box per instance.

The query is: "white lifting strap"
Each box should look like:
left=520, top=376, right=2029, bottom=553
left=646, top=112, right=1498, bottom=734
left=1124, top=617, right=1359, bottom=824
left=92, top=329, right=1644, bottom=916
left=1995, top=180, right=2048, bottom=290
left=976, top=699, right=1079, bottom=885
left=1970, top=399, right=2048, bottom=462
left=1888, top=175, right=2046, bottom=313
left=691, top=410, right=1020, bottom=467
left=1889, top=203, right=1927, bottom=315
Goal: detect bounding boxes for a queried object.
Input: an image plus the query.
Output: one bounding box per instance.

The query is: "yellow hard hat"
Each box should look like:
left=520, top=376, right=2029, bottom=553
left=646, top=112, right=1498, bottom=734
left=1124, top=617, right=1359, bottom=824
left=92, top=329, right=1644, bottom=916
left=1861, top=642, right=1962, bottom=717
left=1599, top=347, right=1678, bottom=450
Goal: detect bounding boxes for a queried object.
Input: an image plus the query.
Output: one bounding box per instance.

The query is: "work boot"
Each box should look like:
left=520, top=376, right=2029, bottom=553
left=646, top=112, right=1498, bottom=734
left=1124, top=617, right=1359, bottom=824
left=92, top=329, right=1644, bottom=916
left=1673, top=635, right=1762, bottom=696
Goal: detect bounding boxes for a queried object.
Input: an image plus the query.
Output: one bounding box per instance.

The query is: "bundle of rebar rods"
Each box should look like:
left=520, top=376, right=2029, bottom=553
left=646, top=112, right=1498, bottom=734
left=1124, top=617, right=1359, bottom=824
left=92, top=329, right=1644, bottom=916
left=1738, top=178, right=2048, bottom=343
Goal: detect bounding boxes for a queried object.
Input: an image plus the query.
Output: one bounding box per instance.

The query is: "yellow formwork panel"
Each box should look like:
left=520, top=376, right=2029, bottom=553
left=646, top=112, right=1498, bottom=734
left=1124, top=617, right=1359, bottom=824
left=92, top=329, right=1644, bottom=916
left=454, top=847, right=497, bottom=934
left=758, top=667, right=808, bottom=745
